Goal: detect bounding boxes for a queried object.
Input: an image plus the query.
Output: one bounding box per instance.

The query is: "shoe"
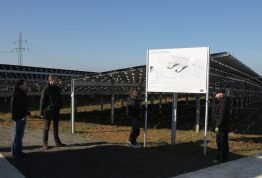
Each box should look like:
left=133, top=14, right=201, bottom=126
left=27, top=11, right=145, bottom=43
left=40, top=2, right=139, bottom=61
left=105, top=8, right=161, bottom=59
left=213, top=157, right=227, bottom=163
left=56, top=143, right=66, bottom=147
left=127, top=140, right=132, bottom=146
left=43, top=144, right=49, bottom=150
left=18, top=152, right=27, bottom=157
left=11, top=153, right=26, bottom=159
left=127, top=141, right=141, bottom=148
left=11, top=155, right=18, bottom=159
left=132, top=144, right=141, bottom=148
left=212, top=159, right=220, bottom=163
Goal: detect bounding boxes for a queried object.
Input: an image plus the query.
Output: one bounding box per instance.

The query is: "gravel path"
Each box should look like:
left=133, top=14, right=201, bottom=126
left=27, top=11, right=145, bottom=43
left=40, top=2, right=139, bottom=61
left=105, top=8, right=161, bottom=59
left=0, top=124, right=107, bottom=155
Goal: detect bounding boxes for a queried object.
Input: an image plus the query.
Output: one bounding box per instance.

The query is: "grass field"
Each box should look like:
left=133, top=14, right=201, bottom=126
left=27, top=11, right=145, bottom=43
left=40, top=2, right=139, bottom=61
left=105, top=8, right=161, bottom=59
left=1, top=101, right=261, bottom=177
left=1, top=101, right=261, bottom=157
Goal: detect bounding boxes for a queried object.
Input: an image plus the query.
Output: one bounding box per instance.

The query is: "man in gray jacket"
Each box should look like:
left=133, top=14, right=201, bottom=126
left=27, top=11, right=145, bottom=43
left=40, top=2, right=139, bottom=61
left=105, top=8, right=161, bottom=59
left=40, top=75, right=65, bottom=149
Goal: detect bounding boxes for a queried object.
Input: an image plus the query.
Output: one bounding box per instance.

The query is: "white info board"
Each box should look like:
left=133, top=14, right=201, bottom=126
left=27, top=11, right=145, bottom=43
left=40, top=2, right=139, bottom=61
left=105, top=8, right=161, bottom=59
left=147, top=47, right=210, bottom=93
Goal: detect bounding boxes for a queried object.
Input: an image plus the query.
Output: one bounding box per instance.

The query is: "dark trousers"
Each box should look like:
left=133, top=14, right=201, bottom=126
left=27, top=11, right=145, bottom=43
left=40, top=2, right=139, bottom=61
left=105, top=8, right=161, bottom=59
left=128, top=116, right=140, bottom=145
left=43, top=110, right=61, bottom=145
left=216, top=132, right=229, bottom=161
left=11, top=119, right=26, bottom=156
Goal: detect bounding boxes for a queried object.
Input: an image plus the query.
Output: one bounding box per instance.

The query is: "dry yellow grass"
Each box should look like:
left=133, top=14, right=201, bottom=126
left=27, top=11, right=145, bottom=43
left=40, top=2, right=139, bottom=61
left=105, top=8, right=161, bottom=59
left=1, top=101, right=261, bottom=157
left=1, top=115, right=261, bottom=157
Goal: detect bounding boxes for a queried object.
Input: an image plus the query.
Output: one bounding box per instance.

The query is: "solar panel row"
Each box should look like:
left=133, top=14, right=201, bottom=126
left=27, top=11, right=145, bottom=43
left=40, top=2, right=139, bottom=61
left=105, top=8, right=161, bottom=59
left=0, top=52, right=261, bottom=97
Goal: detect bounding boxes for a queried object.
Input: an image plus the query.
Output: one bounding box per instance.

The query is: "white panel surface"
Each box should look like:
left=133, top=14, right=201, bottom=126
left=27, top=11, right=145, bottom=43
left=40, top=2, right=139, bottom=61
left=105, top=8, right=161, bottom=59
left=147, top=47, right=209, bottom=93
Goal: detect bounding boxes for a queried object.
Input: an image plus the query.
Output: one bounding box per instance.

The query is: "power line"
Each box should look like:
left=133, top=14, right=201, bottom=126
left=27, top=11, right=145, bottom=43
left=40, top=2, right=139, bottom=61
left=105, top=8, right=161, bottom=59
left=12, top=32, right=29, bottom=65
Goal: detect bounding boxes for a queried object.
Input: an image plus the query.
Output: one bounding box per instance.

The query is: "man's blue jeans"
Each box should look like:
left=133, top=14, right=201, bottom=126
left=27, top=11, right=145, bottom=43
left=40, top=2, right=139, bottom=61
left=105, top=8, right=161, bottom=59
left=11, top=119, right=26, bottom=156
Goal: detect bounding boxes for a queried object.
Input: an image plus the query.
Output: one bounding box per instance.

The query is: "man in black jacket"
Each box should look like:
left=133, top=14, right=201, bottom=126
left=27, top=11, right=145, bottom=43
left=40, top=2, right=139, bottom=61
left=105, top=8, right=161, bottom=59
left=40, top=75, right=65, bottom=149
left=214, top=89, right=230, bottom=162
left=11, top=80, right=30, bottom=158
left=127, top=89, right=141, bottom=148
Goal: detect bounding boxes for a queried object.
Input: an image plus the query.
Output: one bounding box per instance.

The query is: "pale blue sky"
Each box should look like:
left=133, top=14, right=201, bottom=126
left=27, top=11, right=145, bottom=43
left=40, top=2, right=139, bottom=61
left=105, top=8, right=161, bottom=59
left=0, top=0, right=262, bottom=74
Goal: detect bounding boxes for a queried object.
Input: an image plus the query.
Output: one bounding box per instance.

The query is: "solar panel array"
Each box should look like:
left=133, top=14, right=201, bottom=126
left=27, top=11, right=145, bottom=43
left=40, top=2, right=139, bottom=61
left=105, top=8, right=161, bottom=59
left=0, top=52, right=261, bottom=97
left=0, top=64, right=94, bottom=96
left=72, top=52, right=262, bottom=96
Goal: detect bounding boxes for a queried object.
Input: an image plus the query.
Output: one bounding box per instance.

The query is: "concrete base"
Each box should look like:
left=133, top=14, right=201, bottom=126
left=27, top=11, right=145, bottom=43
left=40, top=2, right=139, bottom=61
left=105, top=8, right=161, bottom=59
left=0, top=153, right=25, bottom=178
left=175, top=153, right=262, bottom=178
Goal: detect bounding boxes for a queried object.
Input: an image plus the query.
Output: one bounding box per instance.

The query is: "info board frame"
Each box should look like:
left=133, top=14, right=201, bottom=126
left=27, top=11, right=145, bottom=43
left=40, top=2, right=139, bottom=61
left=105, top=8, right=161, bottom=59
left=144, top=47, right=210, bottom=156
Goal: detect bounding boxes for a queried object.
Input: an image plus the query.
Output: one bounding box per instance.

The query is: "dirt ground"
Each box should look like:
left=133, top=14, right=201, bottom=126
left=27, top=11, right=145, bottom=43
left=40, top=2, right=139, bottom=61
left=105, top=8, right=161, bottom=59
left=0, top=101, right=261, bottom=178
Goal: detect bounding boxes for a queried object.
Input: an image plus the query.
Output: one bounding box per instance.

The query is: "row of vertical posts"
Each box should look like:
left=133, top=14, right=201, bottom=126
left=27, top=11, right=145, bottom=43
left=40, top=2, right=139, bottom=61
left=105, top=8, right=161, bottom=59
left=194, top=90, right=261, bottom=134
left=71, top=81, right=261, bottom=134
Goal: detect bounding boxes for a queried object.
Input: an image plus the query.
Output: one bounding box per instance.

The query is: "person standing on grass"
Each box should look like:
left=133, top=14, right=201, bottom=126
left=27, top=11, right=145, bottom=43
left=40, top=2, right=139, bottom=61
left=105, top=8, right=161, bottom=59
left=40, top=74, right=65, bottom=149
left=214, top=89, right=231, bottom=162
left=127, top=88, right=141, bottom=148
left=11, top=79, right=31, bottom=158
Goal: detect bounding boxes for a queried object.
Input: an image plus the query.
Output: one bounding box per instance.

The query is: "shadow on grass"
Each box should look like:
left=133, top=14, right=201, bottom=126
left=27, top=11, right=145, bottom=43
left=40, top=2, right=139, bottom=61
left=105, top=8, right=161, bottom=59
left=230, top=136, right=262, bottom=144
left=5, top=140, right=243, bottom=178
left=230, top=104, right=262, bottom=135
left=59, top=102, right=206, bottom=131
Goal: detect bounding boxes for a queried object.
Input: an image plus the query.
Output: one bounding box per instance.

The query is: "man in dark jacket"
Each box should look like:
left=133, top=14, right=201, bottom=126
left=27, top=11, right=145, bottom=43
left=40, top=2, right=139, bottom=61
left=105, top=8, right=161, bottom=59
left=40, top=75, right=65, bottom=149
left=127, top=89, right=141, bottom=148
left=214, top=89, right=230, bottom=162
left=11, top=80, right=30, bottom=158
